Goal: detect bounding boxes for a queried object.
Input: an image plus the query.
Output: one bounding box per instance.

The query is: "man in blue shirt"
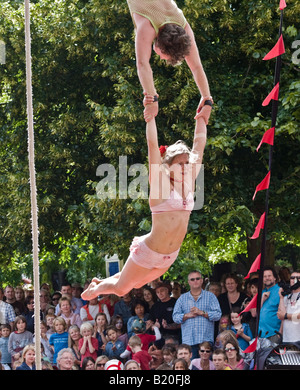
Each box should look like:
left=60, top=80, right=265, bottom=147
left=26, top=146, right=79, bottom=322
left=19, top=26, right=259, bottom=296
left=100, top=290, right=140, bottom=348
left=258, top=267, right=281, bottom=343
left=173, top=270, right=222, bottom=359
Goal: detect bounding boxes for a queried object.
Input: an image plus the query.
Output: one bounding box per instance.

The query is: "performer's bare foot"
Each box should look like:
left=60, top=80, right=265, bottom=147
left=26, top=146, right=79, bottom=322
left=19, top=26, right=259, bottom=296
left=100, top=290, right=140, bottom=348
left=92, top=277, right=101, bottom=284
left=81, top=280, right=102, bottom=300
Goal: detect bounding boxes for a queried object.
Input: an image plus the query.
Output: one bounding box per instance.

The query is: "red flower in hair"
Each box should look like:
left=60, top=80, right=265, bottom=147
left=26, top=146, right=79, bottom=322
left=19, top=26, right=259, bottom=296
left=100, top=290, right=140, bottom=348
left=159, top=145, right=168, bottom=157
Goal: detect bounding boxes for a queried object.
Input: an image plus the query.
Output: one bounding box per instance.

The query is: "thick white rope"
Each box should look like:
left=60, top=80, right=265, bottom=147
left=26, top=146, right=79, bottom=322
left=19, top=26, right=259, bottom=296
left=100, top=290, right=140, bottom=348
left=24, top=0, right=42, bottom=370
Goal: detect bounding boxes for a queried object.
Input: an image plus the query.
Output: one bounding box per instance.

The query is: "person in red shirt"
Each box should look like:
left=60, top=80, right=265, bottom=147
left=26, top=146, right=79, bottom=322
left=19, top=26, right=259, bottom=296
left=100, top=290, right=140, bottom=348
left=121, top=318, right=161, bottom=363
left=128, top=335, right=152, bottom=370
left=78, top=322, right=98, bottom=367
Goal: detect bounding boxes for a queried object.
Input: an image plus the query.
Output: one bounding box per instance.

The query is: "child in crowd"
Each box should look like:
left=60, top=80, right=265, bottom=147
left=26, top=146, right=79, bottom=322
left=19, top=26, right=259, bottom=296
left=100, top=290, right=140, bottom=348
left=16, top=343, right=36, bottom=370
left=0, top=351, right=5, bottom=371
left=173, top=358, right=189, bottom=370
left=45, top=313, right=56, bottom=337
left=214, top=315, right=230, bottom=349
left=121, top=318, right=161, bottom=361
left=79, top=322, right=98, bottom=367
left=105, top=325, right=125, bottom=359
left=94, top=312, right=108, bottom=355
left=212, top=349, right=232, bottom=370
left=35, top=320, right=53, bottom=363
left=68, top=324, right=82, bottom=369
left=80, top=297, right=111, bottom=325
left=156, top=344, right=177, bottom=370
left=127, top=335, right=152, bottom=370
left=230, top=307, right=253, bottom=351
left=215, top=328, right=237, bottom=350
left=59, top=296, right=82, bottom=329
left=111, top=314, right=128, bottom=347
left=219, top=315, right=230, bottom=333
left=49, top=316, right=69, bottom=366
left=8, top=315, right=34, bottom=369
left=0, top=324, right=12, bottom=370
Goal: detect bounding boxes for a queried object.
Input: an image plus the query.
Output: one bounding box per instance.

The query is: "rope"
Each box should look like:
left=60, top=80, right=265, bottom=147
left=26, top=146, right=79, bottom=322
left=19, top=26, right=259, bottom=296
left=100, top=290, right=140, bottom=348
left=24, top=0, right=42, bottom=370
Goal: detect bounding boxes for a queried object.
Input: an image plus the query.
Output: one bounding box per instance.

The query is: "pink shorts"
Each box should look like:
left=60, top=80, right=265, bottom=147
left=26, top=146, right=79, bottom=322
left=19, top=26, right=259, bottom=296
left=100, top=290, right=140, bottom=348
left=129, top=234, right=180, bottom=270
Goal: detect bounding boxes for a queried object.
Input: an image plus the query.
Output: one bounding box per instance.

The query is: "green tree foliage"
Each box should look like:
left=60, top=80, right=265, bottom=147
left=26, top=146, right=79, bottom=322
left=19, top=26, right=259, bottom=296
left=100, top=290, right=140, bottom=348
left=0, top=0, right=299, bottom=285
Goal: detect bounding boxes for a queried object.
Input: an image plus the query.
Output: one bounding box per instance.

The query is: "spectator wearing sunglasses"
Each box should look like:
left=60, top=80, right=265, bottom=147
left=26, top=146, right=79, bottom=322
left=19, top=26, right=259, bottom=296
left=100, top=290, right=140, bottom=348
left=277, top=270, right=300, bottom=343
left=173, top=270, right=222, bottom=359
left=95, top=355, right=109, bottom=370
left=191, top=341, right=215, bottom=370
left=223, top=339, right=245, bottom=370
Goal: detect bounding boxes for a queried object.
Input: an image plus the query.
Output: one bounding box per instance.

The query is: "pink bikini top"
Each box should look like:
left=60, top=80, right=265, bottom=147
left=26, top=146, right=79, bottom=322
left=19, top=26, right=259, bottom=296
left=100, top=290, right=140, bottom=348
left=150, top=189, right=194, bottom=214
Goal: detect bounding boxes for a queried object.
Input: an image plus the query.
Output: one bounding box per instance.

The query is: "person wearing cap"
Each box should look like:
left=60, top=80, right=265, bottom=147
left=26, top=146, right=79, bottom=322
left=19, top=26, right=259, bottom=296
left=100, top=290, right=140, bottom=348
left=148, top=282, right=181, bottom=345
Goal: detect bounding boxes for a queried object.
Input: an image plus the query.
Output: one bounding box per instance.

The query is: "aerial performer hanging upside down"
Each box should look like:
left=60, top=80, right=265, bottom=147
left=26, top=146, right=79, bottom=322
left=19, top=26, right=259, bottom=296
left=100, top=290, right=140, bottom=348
left=126, top=0, right=213, bottom=121
left=82, top=0, right=213, bottom=299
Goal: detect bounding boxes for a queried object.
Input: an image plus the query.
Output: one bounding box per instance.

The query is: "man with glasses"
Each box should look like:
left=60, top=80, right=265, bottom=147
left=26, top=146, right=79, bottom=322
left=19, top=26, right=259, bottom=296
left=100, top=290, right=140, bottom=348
left=56, top=348, right=76, bottom=370
left=277, top=270, right=300, bottom=343
left=173, top=270, right=221, bottom=359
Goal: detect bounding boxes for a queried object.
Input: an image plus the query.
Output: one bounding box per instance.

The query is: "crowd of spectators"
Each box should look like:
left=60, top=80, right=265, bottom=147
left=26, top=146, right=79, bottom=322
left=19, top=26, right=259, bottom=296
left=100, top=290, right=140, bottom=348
left=0, top=265, right=299, bottom=371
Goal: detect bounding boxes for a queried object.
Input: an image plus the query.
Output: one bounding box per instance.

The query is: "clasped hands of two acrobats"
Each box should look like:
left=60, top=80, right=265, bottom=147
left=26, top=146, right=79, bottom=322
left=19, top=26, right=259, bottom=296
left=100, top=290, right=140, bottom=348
left=142, top=92, right=213, bottom=124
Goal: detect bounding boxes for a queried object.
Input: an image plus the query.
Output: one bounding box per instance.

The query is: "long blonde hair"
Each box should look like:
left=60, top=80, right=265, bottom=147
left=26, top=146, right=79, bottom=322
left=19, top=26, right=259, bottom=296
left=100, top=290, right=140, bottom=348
left=21, top=343, right=35, bottom=362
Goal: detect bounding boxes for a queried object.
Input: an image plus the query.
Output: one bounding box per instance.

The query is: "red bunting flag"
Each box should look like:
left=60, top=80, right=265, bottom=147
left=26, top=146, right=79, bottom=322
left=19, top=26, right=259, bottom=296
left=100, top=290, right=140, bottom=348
left=262, top=82, right=280, bottom=106
left=279, top=0, right=287, bottom=10
left=250, top=212, right=266, bottom=239
left=239, top=294, right=258, bottom=316
left=245, top=254, right=261, bottom=279
left=243, top=337, right=258, bottom=353
left=263, top=35, right=285, bottom=60
left=252, top=171, right=271, bottom=200
left=256, top=127, right=275, bottom=152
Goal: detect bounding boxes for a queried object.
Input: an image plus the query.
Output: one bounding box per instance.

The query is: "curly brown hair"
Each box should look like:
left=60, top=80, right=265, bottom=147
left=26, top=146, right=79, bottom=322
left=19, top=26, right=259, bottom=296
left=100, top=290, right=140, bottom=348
left=155, top=24, right=191, bottom=66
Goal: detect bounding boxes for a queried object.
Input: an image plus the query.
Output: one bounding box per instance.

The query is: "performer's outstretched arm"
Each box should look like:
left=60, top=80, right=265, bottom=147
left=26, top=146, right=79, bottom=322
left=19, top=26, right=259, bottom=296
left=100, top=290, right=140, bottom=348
left=134, top=14, right=158, bottom=120
left=184, top=23, right=213, bottom=121
left=190, top=111, right=210, bottom=181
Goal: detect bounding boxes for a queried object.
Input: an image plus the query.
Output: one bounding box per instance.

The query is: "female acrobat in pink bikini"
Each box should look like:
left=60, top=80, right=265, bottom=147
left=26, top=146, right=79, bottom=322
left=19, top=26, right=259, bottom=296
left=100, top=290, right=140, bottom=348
left=82, top=101, right=212, bottom=300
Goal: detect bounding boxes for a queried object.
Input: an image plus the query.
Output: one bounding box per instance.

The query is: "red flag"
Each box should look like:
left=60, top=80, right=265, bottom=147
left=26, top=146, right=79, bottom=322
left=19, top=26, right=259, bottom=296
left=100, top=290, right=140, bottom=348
left=256, top=127, right=275, bottom=152
left=263, top=35, right=285, bottom=60
left=279, top=0, right=287, bottom=10
left=245, top=254, right=261, bottom=279
left=239, top=294, right=257, bottom=316
left=252, top=171, right=271, bottom=200
left=250, top=212, right=265, bottom=239
left=243, top=337, right=258, bottom=353
left=262, top=82, right=280, bottom=106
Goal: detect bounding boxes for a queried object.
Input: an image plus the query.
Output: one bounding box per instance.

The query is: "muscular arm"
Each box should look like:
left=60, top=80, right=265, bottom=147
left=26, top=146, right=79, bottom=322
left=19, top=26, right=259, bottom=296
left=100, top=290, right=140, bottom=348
left=189, top=115, right=209, bottom=181
left=133, top=13, right=158, bottom=120
left=184, top=23, right=211, bottom=97
left=184, top=23, right=212, bottom=121
left=134, top=14, right=157, bottom=95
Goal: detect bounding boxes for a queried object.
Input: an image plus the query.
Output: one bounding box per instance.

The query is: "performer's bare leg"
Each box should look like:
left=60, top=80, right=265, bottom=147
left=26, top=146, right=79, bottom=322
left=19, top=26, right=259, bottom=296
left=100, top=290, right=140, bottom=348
left=82, top=257, right=169, bottom=299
